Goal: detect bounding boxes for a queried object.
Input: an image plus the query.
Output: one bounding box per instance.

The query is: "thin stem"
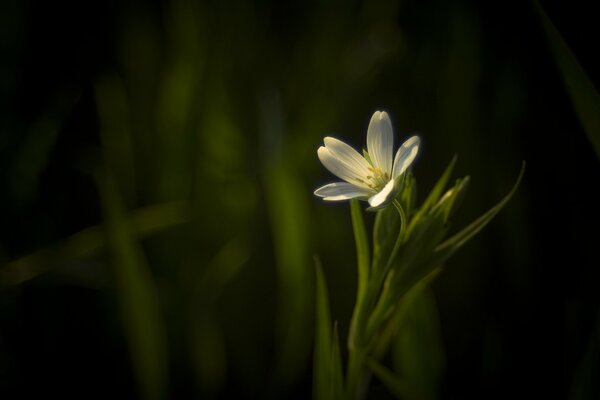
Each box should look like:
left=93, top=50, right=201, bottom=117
left=361, top=200, right=408, bottom=345
left=382, top=199, right=408, bottom=282
left=392, top=199, right=407, bottom=246
left=346, top=199, right=410, bottom=400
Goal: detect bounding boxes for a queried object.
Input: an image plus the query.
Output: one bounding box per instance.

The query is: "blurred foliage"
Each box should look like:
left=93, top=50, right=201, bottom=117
left=535, top=1, right=600, bottom=158
left=0, top=0, right=599, bottom=399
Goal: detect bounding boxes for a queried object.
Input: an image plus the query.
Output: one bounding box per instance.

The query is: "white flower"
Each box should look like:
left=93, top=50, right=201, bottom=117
left=314, top=111, right=420, bottom=209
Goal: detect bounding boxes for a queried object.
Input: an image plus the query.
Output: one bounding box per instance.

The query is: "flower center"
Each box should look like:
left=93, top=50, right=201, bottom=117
left=363, top=166, right=389, bottom=190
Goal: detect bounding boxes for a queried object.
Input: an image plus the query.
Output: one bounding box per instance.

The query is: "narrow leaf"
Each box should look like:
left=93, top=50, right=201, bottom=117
left=370, top=269, right=440, bottom=360
left=393, top=286, right=445, bottom=400
left=535, top=1, right=600, bottom=157
left=331, top=322, right=344, bottom=400
left=433, top=176, right=470, bottom=222
left=0, top=201, right=188, bottom=287
left=264, top=162, right=313, bottom=388
left=97, top=171, right=168, bottom=400
left=436, top=162, right=525, bottom=255
left=420, top=155, right=457, bottom=213
left=366, top=358, right=422, bottom=400
left=373, top=205, right=400, bottom=270
left=314, top=257, right=334, bottom=400
left=399, top=173, right=417, bottom=216
left=95, top=75, right=137, bottom=205
left=407, top=156, right=457, bottom=236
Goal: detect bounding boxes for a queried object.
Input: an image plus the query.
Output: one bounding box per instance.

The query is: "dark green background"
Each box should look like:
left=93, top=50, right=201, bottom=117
left=1, top=0, right=598, bottom=398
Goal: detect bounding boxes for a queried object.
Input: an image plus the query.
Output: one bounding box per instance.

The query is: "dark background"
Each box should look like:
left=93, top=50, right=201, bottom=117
left=1, top=0, right=599, bottom=399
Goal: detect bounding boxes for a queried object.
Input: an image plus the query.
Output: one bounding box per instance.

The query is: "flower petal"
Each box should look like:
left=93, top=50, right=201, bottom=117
left=392, top=135, right=420, bottom=179
left=367, top=179, right=397, bottom=208
left=367, top=111, right=394, bottom=174
left=324, top=137, right=371, bottom=178
left=318, top=146, right=370, bottom=188
left=314, top=182, right=373, bottom=201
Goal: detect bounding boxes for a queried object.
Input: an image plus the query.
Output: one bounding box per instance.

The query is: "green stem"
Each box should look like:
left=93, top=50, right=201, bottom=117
left=362, top=200, right=408, bottom=348
left=346, top=346, right=373, bottom=400
left=346, top=199, right=409, bottom=399
left=373, top=200, right=407, bottom=300
left=392, top=199, right=407, bottom=247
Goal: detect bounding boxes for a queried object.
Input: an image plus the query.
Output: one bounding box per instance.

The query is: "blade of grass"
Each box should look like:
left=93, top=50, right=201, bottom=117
left=366, top=358, right=423, bottom=400
left=314, top=256, right=334, bottom=400
left=422, top=155, right=458, bottom=212
left=392, top=286, right=445, bottom=400
left=264, top=160, right=313, bottom=391
left=260, top=89, right=313, bottom=393
left=435, top=162, right=525, bottom=255
left=370, top=268, right=440, bottom=360
left=407, top=156, right=457, bottom=237
left=534, top=1, right=600, bottom=158
left=186, top=237, right=249, bottom=397
left=0, top=201, right=189, bottom=287
left=331, top=322, right=344, bottom=400
left=97, top=170, right=168, bottom=400
left=95, top=75, right=137, bottom=205
left=433, top=176, right=470, bottom=223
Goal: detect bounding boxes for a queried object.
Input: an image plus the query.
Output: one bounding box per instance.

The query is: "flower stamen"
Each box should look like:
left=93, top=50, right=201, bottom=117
left=364, top=166, right=389, bottom=190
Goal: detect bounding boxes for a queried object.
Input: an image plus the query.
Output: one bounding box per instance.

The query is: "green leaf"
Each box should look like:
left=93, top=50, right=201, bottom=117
left=535, top=1, right=600, bottom=158
left=95, top=75, right=137, bottom=205
left=421, top=155, right=458, bottom=213
left=366, top=358, right=422, bottom=400
left=348, top=200, right=375, bottom=355
left=0, top=201, right=189, bottom=287
left=198, top=237, right=250, bottom=302
left=313, top=257, right=334, bottom=400
left=373, top=205, right=400, bottom=272
left=397, top=211, right=448, bottom=275
left=435, top=162, right=525, bottom=257
left=264, top=162, right=313, bottom=388
left=331, top=322, right=344, bottom=400
left=97, top=170, right=168, bottom=400
left=369, top=269, right=440, bottom=360
left=189, top=238, right=249, bottom=395
left=377, top=164, right=523, bottom=315
left=407, top=156, right=457, bottom=237
left=399, top=173, right=417, bottom=217
left=433, top=176, right=470, bottom=222
left=351, top=199, right=370, bottom=305
left=393, top=286, right=445, bottom=400
left=363, top=250, right=443, bottom=372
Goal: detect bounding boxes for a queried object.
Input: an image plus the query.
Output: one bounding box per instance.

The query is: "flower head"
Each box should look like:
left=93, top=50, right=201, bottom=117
left=314, top=111, right=420, bottom=209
